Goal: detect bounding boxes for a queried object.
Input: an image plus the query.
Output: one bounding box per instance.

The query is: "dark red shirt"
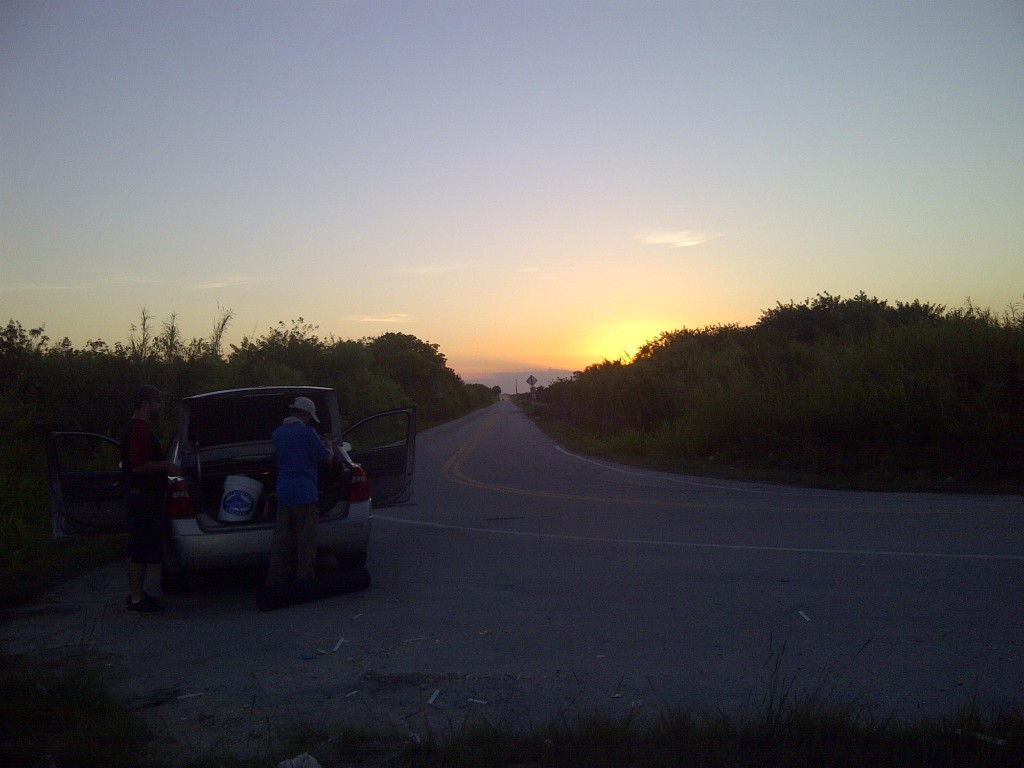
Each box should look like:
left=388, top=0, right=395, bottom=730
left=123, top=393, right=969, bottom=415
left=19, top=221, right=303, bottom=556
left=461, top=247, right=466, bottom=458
left=121, top=417, right=166, bottom=491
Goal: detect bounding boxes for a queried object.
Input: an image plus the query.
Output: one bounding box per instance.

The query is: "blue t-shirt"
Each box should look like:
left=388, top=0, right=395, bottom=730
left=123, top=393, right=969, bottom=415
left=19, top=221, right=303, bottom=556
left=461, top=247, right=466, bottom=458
left=273, top=420, right=332, bottom=507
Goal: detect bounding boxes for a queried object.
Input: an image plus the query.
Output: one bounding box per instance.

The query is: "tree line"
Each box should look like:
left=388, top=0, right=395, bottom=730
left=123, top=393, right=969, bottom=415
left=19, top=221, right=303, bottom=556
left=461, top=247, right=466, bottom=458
left=537, top=293, right=1024, bottom=490
left=1, top=310, right=497, bottom=459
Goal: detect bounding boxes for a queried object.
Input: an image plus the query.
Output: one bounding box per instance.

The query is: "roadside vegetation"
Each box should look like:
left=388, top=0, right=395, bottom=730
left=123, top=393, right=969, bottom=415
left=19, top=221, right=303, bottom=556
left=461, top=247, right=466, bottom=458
left=530, top=292, right=1024, bottom=493
left=3, top=652, right=1021, bottom=767
left=323, top=703, right=1024, bottom=768
left=3, top=294, right=1022, bottom=766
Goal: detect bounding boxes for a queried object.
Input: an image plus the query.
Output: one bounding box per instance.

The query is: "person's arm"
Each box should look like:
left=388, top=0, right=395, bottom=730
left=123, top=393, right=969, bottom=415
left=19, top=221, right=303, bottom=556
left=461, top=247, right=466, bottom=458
left=133, top=458, right=181, bottom=475
left=312, top=430, right=334, bottom=465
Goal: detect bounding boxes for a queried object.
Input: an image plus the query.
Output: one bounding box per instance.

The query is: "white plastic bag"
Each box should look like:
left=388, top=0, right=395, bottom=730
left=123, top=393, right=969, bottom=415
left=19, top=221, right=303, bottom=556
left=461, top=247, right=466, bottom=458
left=277, top=754, right=322, bottom=768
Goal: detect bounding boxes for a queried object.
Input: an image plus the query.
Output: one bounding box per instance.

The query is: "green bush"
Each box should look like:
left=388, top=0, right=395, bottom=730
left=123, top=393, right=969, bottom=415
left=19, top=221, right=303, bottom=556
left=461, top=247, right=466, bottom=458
left=541, top=293, right=1024, bottom=490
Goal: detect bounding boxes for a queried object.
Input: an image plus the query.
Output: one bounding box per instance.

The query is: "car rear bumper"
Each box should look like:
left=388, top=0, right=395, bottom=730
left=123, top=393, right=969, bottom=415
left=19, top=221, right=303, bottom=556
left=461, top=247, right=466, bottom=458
left=168, top=499, right=372, bottom=571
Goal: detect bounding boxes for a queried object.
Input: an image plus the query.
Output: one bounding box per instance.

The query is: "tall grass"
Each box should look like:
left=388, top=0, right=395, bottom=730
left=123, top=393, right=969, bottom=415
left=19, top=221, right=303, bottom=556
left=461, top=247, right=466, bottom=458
left=0, top=653, right=154, bottom=768
left=0, top=450, right=126, bottom=608
left=333, top=704, right=1023, bottom=767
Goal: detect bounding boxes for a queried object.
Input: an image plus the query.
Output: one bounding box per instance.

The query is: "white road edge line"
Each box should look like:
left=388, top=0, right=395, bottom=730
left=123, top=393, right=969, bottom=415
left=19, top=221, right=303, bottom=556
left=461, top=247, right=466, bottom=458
left=552, top=445, right=825, bottom=495
left=375, top=515, right=1024, bottom=561
left=551, top=445, right=1024, bottom=512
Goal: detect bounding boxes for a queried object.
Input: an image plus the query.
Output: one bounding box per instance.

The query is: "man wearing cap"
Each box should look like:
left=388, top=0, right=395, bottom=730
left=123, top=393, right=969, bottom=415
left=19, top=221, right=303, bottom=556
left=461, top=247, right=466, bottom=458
left=121, top=385, right=180, bottom=613
left=266, top=396, right=334, bottom=586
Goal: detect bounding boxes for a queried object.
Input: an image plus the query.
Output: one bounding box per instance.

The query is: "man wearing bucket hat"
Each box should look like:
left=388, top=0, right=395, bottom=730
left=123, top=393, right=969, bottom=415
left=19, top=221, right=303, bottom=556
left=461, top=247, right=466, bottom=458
left=266, top=396, right=334, bottom=586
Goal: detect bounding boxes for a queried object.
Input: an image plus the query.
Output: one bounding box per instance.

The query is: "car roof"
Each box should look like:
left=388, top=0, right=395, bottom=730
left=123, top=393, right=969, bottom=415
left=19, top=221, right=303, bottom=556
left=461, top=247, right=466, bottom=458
left=181, top=386, right=333, bottom=402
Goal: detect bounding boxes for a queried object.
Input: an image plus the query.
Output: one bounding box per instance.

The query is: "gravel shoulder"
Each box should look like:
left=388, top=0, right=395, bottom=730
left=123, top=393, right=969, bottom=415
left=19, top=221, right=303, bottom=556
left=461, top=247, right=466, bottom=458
left=1, top=558, right=612, bottom=766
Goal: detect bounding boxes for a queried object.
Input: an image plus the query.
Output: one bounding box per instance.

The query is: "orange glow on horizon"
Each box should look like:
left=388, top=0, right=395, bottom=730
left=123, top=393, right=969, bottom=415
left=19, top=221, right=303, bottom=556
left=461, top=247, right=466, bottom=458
left=581, top=320, right=670, bottom=365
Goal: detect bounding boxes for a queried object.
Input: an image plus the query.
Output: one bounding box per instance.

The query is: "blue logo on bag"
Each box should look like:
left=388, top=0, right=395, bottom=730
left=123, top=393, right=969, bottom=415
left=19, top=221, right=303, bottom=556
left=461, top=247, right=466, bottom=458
left=222, top=489, right=255, bottom=517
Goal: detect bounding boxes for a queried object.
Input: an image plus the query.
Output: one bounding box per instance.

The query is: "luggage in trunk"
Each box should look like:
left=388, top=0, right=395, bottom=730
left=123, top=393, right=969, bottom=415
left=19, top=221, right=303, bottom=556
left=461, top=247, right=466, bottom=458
left=193, top=458, right=348, bottom=523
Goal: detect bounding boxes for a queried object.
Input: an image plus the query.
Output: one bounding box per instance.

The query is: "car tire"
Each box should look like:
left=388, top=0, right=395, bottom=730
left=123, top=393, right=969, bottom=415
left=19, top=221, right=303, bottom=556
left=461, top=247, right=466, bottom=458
left=336, top=551, right=367, bottom=570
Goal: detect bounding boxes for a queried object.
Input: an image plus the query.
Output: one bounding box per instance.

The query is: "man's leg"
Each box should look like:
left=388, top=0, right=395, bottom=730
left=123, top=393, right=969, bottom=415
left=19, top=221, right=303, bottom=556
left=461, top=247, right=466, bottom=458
left=128, top=560, right=146, bottom=601
left=266, top=506, right=296, bottom=586
left=294, top=503, right=319, bottom=582
left=126, top=491, right=162, bottom=605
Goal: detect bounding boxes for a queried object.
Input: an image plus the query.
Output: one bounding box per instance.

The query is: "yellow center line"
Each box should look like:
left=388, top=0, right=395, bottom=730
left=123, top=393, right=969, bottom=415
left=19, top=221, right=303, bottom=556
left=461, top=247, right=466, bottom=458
left=441, top=414, right=779, bottom=509
left=439, top=413, right=1024, bottom=516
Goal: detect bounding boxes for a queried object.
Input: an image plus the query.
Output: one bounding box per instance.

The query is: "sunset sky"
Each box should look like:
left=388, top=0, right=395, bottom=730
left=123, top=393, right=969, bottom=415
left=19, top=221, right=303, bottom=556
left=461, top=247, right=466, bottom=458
left=3, top=1, right=1022, bottom=390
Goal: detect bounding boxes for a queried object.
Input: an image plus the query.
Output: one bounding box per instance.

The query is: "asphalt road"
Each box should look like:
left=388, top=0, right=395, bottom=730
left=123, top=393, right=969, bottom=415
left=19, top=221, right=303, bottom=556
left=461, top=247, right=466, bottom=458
left=4, top=401, right=1023, bottom=762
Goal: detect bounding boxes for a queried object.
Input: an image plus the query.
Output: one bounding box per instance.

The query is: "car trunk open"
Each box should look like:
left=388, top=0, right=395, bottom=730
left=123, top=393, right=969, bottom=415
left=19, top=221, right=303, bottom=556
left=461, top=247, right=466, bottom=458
left=184, top=447, right=351, bottom=525
left=178, top=389, right=349, bottom=525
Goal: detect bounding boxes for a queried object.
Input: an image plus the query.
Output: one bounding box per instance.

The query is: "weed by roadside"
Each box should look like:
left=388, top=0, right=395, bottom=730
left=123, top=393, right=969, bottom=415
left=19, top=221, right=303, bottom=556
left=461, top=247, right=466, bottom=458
left=2, top=649, right=1020, bottom=768
left=0, top=652, right=158, bottom=768
left=277, top=704, right=1024, bottom=767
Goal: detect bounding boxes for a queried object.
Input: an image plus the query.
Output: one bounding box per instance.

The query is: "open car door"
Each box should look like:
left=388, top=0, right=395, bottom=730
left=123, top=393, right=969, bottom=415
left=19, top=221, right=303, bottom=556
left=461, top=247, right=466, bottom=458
left=343, top=408, right=416, bottom=508
left=46, top=432, right=127, bottom=537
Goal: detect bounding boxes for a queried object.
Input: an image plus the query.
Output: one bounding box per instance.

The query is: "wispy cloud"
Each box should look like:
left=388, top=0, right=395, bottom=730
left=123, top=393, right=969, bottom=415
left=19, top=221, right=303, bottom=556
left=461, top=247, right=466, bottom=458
left=6, top=273, right=266, bottom=292
left=188, top=275, right=266, bottom=290
left=3, top=276, right=166, bottom=291
left=3, top=281, right=90, bottom=291
left=392, top=264, right=468, bottom=276
left=637, top=230, right=722, bottom=248
left=358, top=313, right=415, bottom=323
left=516, top=264, right=603, bottom=277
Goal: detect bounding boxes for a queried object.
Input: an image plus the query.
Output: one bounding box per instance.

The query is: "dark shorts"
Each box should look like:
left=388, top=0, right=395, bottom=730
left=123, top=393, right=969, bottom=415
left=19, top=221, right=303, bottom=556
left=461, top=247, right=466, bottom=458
left=126, top=488, right=165, bottom=565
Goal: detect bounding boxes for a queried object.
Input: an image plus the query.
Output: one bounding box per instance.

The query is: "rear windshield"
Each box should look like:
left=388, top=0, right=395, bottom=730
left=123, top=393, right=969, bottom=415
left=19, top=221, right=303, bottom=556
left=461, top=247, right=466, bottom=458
left=184, top=391, right=332, bottom=447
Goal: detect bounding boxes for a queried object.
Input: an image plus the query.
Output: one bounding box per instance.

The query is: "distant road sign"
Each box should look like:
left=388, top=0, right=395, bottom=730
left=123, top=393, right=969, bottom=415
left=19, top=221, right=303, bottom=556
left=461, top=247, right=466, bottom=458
left=526, top=375, right=538, bottom=387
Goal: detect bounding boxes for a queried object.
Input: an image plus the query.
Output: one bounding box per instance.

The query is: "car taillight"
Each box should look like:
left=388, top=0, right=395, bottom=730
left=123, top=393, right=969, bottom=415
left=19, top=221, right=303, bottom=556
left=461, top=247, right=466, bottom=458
left=349, top=465, right=371, bottom=502
left=166, top=478, right=196, bottom=518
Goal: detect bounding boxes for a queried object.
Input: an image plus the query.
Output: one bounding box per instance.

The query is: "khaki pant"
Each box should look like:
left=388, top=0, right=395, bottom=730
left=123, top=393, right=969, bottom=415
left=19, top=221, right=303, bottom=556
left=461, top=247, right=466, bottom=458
left=266, top=503, right=318, bottom=586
